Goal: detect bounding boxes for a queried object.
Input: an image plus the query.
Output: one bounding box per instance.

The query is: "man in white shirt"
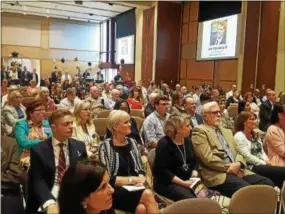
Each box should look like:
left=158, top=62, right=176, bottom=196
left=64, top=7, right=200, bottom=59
left=226, top=85, right=237, bottom=100
left=105, top=89, right=120, bottom=110
left=184, top=97, right=203, bottom=128
left=61, top=70, right=72, bottom=84
left=26, top=109, right=87, bottom=214
left=59, top=88, right=81, bottom=113
left=85, top=86, right=104, bottom=118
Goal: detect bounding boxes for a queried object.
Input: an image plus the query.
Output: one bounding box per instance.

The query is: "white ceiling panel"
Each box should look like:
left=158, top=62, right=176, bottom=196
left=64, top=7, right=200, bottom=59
left=1, top=1, right=134, bottom=23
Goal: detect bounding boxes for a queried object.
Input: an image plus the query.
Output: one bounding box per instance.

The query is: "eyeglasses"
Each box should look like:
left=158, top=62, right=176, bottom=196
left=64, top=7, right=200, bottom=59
left=34, top=108, right=46, bottom=112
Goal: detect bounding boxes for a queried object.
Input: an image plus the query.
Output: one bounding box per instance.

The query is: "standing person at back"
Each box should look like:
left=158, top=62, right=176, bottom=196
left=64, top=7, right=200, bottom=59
left=192, top=102, right=274, bottom=198
left=26, top=109, right=87, bottom=214
left=259, top=90, right=276, bottom=132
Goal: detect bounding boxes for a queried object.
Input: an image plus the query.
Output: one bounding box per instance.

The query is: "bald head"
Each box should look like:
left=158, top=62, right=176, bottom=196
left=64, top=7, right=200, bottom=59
left=90, top=86, right=100, bottom=99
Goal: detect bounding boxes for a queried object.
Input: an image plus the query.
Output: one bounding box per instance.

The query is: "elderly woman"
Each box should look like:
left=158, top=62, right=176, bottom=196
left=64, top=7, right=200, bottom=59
left=26, top=80, right=40, bottom=96
left=264, top=104, right=285, bottom=166
left=2, top=90, right=26, bottom=137
left=234, top=111, right=285, bottom=189
left=99, top=110, right=158, bottom=214
left=170, top=92, right=186, bottom=115
left=36, top=87, right=56, bottom=112
left=72, top=101, right=100, bottom=159
left=15, top=100, right=51, bottom=157
left=153, top=115, right=197, bottom=201
left=106, top=100, right=143, bottom=145
left=127, top=86, right=144, bottom=110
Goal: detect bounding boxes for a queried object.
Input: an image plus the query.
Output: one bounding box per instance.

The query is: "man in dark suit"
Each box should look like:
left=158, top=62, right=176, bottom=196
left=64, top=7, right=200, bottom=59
left=259, top=90, right=276, bottom=132
left=26, top=109, right=87, bottom=214
left=51, top=67, right=59, bottom=83
left=210, top=22, right=227, bottom=46
left=20, top=66, right=30, bottom=86
left=184, top=96, right=204, bottom=129
left=28, top=68, right=39, bottom=85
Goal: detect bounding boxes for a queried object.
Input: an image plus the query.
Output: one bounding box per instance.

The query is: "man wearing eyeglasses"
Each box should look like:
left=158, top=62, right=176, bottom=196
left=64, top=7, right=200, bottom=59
left=192, top=101, right=274, bottom=198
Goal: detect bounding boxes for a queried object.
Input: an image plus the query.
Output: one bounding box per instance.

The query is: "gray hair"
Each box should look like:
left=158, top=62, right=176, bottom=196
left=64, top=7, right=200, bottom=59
left=107, top=110, right=130, bottom=134
left=111, top=89, right=120, bottom=95
left=201, top=101, right=219, bottom=116
left=164, top=115, right=189, bottom=139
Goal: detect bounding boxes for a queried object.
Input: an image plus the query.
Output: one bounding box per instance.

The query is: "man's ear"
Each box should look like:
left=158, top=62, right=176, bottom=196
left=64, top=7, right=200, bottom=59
left=50, top=124, right=56, bottom=132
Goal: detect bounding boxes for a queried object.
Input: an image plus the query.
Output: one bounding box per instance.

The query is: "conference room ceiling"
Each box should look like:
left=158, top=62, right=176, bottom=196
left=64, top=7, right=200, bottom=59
left=1, top=1, right=151, bottom=23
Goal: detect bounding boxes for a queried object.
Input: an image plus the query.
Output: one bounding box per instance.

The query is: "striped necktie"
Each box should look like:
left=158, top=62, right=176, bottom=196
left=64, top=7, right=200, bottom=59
left=216, top=128, right=234, bottom=162
left=57, top=143, right=66, bottom=184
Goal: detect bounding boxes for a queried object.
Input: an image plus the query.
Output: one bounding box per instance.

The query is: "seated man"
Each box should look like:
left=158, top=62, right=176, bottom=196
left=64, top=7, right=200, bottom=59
left=192, top=101, right=274, bottom=198
left=104, top=89, right=120, bottom=110
left=59, top=88, right=81, bottom=113
left=85, top=86, right=104, bottom=118
left=144, top=92, right=158, bottom=118
left=143, top=95, right=170, bottom=148
left=183, top=96, right=203, bottom=128
left=26, top=109, right=87, bottom=214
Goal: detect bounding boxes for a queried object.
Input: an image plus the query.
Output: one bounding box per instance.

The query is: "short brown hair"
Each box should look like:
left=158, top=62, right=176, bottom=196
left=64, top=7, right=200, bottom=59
left=154, top=94, right=169, bottom=106
left=234, top=111, right=254, bottom=132
left=172, top=92, right=183, bottom=106
left=164, top=115, right=189, bottom=139
left=49, top=109, right=73, bottom=125
left=26, top=100, right=45, bottom=120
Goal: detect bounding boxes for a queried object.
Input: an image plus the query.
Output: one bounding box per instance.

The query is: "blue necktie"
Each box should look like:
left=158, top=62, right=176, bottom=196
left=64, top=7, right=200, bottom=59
left=216, top=128, right=234, bottom=162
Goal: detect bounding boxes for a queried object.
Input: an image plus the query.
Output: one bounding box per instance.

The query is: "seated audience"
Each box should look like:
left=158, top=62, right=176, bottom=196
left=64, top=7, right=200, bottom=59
left=144, top=92, right=158, bottom=118
left=226, top=84, right=238, bottom=100
left=105, top=89, right=120, bottom=110
left=192, top=101, right=274, bottom=198
left=72, top=101, right=100, bottom=158
left=59, top=88, right=81, bottom=113
left=85, top=86, right=104, bottom=118
left=51, top=84, right=64, bottom=105
left=264, top=104, right=285, bottom=166
left=170, top=92, right=186, bottom=115
left=26, top=80, right=40, bottom=96
left=102, top=83, right=112, bottom=100
left=143, top=95, right=170, bottom=148
left=259, top=90, right=276, bottom=132
left=234, top=111, right=285, bottom=189
left=106, top=100, right=143, bottom=145
left=218, top=97, right=234, bottom=130
left=58, top=160, right=114, bottom=214
left=195, top=93, right=211, bottom=115
left=37, top=87, right=56, bottom=112
left=26, top=109, right=87, bottom=214
left=1, top=79, right=8, bottom=97
left=61, top=71, right=72, bottom=84
left=226, top=90, right=242, bottom=108
left=244, top=92, right=259, bottom=113
left=127, top=86, right=144, bottom=110
left=99, top=110, right=159, bottom=214
left=137, top=80, right=148, bottom=104
left=1, top=136, right=25, bottom=214
left=253, top=89, right=262, bottom=106
left=154, top=115, right=197, bottom=201
left=15, top=100, right=51, bottom=157
left=184, top=96, right=203, bottom=128
left=2, top=90, right=26, bottom=137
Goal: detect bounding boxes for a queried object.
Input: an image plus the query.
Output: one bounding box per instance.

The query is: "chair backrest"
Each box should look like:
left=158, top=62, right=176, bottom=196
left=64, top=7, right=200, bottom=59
left=94, top=118, right=108, bottom=137
left=147, top=149, right=156, bottom=172
left=22, top=97, right=36, bottom=108
left=132, top=116, right=144, bottom=131
left=282, top=182, right=285, bottom=211
left=162, top=198, right=222, bottom=214
left=130, top=109, right=144, bottom=118
left=229, top=185, right=277, bottom=214
left=227, top=104, right=238, bottom=117
left=97, top=110, right=111, bottom=118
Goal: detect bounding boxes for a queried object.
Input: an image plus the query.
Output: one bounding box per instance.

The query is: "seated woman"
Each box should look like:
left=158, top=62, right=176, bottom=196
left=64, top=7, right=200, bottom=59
left=36, top=87, right=56, bottom=112
left=72, top=101, right=100, bottom=158
left=2, top=90, right=26, bottom=137
left=127, top=86, right=144, bottom=110
left=170, top=92, right=186, bottom=115
left=234, top=111, right=285, bottom=189
left=244, top=92, right=259, bottom=114
left=1, top=136, right=25, bottom=214
left=218, top=97, right=235, bottom=130
left=226, top=90, right=242, bottom=108
left=26, top=80, right=40, bottom=96
left=99, top=110, right=158, bottom=214
left=106, top=100, right=143, bottom=146
left=58, top=160, right=115, bottom=214
left=15, top=100, right=51, bottom=161
left=264, top=104, right=285, bottom=167
left=153, top=115, right=197, bottom=201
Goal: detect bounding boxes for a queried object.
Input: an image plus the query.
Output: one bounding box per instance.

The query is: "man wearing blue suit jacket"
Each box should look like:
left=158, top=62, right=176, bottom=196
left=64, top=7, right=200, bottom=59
left=25, top=109, right=87, bottom=214
left=184, top=96, right=204, bottom=129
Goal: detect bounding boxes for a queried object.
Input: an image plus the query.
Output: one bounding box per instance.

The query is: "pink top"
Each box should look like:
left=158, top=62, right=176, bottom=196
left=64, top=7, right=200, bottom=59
left=264, top=125, right=285, bottom=166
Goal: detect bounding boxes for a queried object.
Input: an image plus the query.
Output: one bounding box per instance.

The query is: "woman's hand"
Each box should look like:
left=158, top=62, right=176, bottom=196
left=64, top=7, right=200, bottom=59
left=265, top=160, right=272, bottom=166
left=182, top=180, right=195, bottom=188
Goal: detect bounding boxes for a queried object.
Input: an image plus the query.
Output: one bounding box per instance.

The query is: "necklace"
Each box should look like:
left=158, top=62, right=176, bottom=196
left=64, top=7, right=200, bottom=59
left=175, top=141, right=188, bottom=171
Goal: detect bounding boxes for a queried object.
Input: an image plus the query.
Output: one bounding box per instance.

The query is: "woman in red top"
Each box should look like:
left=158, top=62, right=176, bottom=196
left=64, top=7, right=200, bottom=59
left=127, top=86, right=144, bottom=110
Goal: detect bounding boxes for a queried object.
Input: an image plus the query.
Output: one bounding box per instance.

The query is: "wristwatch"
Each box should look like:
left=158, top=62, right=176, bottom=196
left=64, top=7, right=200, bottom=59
left=128, top=177, right=133, bottom=184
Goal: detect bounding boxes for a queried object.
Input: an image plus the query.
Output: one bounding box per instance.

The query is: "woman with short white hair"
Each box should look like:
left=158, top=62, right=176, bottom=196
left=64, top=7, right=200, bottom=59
left=99, top=110, right=158, bottom=214
left=36, top=87, right=56, bottom=112
left=72, top=101, right=99, bottom=159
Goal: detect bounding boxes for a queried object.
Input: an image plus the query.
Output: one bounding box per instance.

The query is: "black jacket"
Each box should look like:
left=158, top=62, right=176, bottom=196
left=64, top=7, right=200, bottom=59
left=25, top=137, right=87, bottom=213
left=259, top=100, right=273, bottom=132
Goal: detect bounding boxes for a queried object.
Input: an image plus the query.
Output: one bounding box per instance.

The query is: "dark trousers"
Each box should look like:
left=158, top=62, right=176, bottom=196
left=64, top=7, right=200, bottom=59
left=154, top=180, right=196, bottom=202
left=1, top=191, right=24, bottom=214
left=252, top=165, right=285, bottom=189
left=209, top=174, right=275, bottom=198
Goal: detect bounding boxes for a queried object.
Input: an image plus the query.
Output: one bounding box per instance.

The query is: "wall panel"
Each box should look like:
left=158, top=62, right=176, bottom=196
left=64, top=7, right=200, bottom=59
left=188, top=21, right=198, bottom=43
left=180, top=59, right=187, bottom=79
left=186, top=60, right=214, bottom=80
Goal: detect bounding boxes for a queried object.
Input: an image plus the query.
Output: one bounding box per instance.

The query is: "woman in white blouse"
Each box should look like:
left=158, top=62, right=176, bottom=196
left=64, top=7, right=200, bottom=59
left=72, top=101, right=99, bottom=159
left=234, top=111, right=285, bottom=189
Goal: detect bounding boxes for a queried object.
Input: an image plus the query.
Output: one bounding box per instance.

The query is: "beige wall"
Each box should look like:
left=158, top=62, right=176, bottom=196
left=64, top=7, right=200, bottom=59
left=1, top=12, right=99, bottom=78
left=275, top=1, right=285, bottom=93
left=135, top=8, right=143, bottom=82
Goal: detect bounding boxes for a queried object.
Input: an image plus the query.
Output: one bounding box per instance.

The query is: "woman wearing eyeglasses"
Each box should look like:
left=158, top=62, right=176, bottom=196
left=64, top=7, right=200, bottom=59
left=15, top=100, right=52, bottom=166
left=234, top=111, right=285, bottom=189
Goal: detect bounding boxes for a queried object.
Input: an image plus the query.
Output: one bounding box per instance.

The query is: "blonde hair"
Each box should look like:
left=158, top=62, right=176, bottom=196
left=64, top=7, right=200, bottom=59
left=164, top=115, right=189, bottom=139
left=7, top=90, right=22, bottom=105
left=73, top=101, right=92, bottom=125
left=37, top=87, right=50, bottom=99
left=107, top=110, right=130, bottom=134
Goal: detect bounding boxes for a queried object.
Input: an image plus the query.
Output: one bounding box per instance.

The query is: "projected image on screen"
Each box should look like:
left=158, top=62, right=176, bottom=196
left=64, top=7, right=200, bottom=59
left=197, top=14, right=240, bottom=60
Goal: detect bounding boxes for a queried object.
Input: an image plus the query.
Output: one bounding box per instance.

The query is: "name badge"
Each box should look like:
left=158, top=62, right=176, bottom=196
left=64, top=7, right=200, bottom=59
left=43, top=127, right=52, bottom=135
